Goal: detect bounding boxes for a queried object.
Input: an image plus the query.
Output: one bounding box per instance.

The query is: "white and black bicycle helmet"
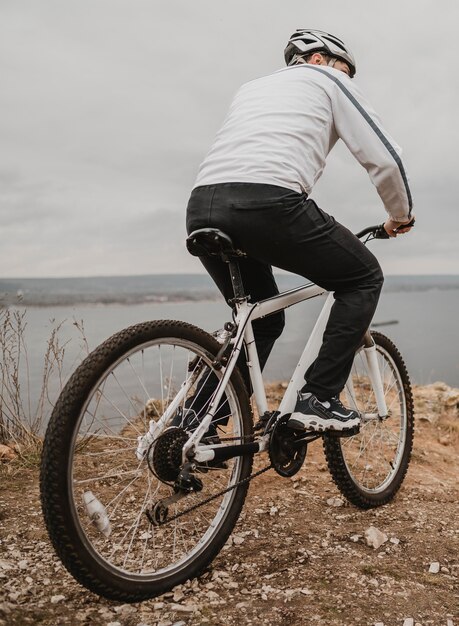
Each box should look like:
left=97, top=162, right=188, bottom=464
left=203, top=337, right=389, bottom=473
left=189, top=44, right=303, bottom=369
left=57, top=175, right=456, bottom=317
left=284, top=29, right=356, bottom=77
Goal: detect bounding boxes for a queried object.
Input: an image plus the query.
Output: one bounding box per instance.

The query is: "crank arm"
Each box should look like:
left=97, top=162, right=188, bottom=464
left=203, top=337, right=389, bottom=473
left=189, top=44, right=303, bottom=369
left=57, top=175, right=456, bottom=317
left=291, top=433, right=322, bottom=446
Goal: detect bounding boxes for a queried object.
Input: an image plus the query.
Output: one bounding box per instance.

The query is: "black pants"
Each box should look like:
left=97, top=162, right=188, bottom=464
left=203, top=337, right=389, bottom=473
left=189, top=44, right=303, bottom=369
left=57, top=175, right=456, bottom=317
left=186, top=183, right=383, bottom=401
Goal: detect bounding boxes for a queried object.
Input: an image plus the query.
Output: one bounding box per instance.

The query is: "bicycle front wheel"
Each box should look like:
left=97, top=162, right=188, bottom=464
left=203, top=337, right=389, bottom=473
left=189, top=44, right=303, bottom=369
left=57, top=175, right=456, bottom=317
left=323, top=331, right=414, bottom=508
left=40, top=320, right=253, bottom=602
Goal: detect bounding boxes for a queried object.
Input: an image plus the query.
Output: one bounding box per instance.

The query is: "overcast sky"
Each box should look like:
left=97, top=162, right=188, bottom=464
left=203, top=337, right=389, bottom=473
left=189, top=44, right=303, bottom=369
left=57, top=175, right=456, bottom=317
left=1, top=0, right=458, bottom=277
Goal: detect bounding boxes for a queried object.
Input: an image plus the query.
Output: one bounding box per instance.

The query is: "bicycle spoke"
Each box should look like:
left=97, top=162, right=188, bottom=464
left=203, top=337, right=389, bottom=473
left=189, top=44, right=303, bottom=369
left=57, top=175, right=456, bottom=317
left=122, top=486, right=152, bottom=570
left=63, top=329, right=249, bottom=585
left=74, top=465, right=142, bottom=486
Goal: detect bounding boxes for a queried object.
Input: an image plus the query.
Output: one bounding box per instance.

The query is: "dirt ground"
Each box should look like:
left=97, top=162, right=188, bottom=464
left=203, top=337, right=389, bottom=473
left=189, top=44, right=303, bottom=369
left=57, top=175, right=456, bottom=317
left=0, top=383, right=458, bottom=626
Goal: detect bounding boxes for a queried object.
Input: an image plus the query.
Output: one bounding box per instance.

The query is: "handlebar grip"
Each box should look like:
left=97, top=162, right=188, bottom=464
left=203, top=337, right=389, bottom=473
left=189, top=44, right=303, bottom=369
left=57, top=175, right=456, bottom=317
left=377, top=218, right=415, bottom=239
left=394, top=217, right=415, bottom=232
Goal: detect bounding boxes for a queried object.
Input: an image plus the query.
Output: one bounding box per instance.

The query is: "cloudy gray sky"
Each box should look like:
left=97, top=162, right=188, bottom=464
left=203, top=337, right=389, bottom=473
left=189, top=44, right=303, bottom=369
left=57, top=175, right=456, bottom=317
left=1, top=0, right=458, bottom=277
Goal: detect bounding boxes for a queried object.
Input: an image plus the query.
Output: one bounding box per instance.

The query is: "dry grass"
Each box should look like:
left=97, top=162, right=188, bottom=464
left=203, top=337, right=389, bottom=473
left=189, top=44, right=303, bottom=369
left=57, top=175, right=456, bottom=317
left=0, top=308, right=89, bottom=465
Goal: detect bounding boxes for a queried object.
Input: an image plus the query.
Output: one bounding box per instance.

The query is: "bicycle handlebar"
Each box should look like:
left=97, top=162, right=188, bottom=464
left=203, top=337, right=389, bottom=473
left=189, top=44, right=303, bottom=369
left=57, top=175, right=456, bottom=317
left=356, top=218, right=415, bottom=240
left=356, top=224, right=389, bottom=240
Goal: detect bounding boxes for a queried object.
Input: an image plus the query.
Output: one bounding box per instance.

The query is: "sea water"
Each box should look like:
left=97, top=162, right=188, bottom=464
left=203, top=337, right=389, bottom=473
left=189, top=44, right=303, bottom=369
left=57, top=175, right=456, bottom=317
left=1, top=275, right=458, bottom=424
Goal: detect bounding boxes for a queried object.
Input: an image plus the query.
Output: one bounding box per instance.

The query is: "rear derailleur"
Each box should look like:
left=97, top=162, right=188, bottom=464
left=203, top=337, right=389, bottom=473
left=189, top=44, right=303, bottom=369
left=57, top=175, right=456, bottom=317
left=146, top=461, right=203, bottom=526
left=145, top=428, right=203, bottom=526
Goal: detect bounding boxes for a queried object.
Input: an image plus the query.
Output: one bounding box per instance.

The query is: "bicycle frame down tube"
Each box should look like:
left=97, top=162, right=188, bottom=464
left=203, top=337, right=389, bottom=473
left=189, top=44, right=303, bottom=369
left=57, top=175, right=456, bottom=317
left=246, top=281, right=326, bottom=418
left=278, top=292, right=334, bottom=416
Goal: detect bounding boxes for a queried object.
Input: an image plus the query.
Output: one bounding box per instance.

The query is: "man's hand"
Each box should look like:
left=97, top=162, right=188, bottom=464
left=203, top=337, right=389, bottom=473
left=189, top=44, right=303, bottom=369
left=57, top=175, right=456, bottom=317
left=384, top=215, right=415, bottom=238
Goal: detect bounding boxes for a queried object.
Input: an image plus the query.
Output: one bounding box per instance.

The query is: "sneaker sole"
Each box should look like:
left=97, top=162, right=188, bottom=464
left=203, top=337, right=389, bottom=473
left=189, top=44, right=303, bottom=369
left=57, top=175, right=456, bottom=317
left=288, top=413, right=360, bottom=433
left=326, top=423, right=360, bottom=438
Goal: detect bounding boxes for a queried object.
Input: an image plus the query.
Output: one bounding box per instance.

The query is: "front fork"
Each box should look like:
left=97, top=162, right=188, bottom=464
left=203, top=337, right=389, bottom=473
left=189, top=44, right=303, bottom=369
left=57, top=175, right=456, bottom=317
left=345, top=331, right=388, bottom=419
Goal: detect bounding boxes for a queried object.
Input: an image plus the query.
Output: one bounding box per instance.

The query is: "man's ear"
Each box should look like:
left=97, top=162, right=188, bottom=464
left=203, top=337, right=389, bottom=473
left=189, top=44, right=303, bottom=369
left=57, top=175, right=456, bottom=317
left=309, top=52, right=323, bottom=65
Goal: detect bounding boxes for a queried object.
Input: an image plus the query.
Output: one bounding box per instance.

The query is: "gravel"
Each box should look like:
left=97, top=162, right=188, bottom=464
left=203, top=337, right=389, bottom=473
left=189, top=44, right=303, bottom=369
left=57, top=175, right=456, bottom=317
left=0, top=383, right=458, bottom=625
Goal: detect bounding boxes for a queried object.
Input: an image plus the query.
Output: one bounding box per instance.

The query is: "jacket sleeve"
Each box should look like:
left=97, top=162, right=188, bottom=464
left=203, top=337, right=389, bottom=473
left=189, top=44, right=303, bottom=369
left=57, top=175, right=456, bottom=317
left=330, top=78, right=413, bottom=221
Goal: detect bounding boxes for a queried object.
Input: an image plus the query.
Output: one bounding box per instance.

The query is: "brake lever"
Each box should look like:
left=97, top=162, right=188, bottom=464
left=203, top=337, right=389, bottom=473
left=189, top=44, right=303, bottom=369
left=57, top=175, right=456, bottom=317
left=374, top=224, right=390, bottom=239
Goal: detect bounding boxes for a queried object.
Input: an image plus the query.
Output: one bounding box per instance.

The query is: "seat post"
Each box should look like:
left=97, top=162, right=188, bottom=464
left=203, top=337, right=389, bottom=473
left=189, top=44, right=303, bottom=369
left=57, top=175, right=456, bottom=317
left=185, top=228, right=248, bottom=302
left=226, top=258, right=246, bottom=302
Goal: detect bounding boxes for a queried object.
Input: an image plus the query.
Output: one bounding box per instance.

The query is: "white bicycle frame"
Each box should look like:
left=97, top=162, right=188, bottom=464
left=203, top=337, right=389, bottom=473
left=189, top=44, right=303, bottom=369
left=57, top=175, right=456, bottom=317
left=177, top=280, right=389, bottom=464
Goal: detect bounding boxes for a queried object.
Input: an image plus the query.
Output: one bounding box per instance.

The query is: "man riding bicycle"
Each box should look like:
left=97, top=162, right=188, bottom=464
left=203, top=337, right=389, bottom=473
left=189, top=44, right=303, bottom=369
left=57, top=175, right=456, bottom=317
left=186, top=29, right=414, bottom=435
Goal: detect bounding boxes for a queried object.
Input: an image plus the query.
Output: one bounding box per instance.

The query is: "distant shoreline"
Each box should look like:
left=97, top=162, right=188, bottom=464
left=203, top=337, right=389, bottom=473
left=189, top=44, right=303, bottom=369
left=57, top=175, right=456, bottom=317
left=0, top=293, right=222, bottom=308
left=1, top=274, right=459, bottom=308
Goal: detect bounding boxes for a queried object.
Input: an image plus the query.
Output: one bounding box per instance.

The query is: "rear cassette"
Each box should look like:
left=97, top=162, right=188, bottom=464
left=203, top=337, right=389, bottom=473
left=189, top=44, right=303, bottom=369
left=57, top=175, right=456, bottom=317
left=148, top=428, right=189, bottom=483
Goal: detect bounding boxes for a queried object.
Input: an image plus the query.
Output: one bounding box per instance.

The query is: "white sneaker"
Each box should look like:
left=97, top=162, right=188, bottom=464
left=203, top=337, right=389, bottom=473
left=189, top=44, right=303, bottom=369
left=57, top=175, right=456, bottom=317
left=288, top=392, right=360, bottom=435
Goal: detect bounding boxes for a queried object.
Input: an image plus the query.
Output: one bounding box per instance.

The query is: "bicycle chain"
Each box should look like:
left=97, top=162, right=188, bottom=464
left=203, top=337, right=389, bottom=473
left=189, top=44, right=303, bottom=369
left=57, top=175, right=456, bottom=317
left=156, top=462, right=272, bottom=526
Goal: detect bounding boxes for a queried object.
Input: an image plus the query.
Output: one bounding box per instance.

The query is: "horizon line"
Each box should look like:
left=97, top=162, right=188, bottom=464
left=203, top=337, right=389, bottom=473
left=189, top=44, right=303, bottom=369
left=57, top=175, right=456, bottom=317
left=1, top=271, right=459, bottom=281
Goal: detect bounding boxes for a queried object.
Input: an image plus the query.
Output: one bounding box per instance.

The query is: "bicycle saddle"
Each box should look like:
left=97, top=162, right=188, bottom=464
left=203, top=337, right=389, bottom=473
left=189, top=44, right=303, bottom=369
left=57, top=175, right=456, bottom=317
left=186, top=228, right=246, bottom=260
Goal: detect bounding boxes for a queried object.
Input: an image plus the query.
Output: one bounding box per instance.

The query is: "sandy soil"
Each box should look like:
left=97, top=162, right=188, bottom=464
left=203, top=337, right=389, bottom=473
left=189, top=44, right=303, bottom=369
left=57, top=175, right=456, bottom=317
left=0, top=383, right=458, bottom=626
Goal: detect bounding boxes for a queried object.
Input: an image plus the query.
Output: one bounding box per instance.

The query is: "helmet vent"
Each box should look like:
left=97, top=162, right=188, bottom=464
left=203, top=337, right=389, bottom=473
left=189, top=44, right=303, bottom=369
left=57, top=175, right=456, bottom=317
left=291, top=37, right=317, bottom=45
left=322, top=36, right=347, bottom=53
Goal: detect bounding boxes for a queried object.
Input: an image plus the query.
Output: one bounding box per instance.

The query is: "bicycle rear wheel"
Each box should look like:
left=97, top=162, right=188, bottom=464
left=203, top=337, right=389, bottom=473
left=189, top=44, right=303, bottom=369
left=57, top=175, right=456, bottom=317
left=40, top=320, right=253, bottom=602
left=323, top=331, right=414, bottom=508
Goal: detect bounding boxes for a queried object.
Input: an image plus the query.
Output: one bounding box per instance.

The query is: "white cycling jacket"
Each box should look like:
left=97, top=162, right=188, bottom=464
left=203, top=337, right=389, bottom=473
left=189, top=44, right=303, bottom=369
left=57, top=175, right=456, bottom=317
left=194, top=64, right=412, bottom=221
